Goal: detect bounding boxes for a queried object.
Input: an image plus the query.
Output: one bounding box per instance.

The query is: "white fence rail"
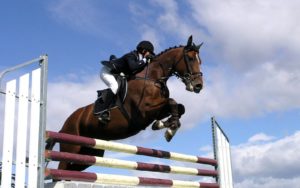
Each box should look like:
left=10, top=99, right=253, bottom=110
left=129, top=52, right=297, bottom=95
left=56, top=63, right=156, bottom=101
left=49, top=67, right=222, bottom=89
left=0, top=55, right=48, bottom=188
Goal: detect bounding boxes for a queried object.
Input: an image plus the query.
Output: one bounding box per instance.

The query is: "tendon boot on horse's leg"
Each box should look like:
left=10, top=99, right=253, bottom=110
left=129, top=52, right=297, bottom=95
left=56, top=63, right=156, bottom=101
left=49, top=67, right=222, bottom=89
left=152, top=99, right=185, bottom=142
left=165, top=103, right=185, bottom=142
left=164, top=117, right=180, bottom=142
left=152, top=103, right=185, bottom=131
left=152, top=119, right=165, bottom=130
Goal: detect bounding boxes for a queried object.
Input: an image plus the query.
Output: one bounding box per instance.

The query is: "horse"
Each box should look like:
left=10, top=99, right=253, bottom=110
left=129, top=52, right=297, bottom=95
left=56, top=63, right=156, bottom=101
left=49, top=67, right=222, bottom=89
left=52, top=35, right=203, bottom=171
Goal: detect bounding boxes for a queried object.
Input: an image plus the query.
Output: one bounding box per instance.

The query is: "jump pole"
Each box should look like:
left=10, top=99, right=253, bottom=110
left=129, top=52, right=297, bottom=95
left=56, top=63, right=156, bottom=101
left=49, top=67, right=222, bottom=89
left=45, top=169, right=220, bottom=188
left=46, top=131, right=217, bottom=166
left=45, top=150, right=218, bottom=177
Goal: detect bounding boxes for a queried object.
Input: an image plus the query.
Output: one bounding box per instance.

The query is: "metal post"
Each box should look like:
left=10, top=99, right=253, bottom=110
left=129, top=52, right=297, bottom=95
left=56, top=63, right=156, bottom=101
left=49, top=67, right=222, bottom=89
left=38, top=55, right=48, bottom=188
left=211, top=116, right=219, bottom=183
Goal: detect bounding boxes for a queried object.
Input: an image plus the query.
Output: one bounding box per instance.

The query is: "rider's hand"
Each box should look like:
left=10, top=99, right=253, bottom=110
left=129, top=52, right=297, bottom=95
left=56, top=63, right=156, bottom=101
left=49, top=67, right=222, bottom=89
left=145, top=54, right=154, bottom=62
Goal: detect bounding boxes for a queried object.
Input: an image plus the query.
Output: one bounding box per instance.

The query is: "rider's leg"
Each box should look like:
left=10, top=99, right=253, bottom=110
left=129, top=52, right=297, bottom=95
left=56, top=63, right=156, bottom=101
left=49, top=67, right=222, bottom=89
left=100, top=66, right=118, bottom=95
left=98, top=66, right=118, bottom=121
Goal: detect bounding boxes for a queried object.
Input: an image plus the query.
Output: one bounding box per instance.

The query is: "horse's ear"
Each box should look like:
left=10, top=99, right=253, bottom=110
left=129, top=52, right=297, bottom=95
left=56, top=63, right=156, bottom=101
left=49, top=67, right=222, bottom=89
left=187, top=35, right=193, bottom=46
left=196, top=42, right=204, bottom=50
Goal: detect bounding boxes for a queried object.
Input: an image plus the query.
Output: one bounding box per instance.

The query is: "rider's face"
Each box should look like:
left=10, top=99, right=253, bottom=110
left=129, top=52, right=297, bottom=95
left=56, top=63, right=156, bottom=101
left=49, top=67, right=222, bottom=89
left=144, top=51, right=150, bottom=57
left=140, top=49, right=150, bottom=57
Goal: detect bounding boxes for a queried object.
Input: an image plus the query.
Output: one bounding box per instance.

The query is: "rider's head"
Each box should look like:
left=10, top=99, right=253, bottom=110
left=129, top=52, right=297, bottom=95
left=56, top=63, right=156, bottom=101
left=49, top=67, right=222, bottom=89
left=136, top=41, right=155, bottom=56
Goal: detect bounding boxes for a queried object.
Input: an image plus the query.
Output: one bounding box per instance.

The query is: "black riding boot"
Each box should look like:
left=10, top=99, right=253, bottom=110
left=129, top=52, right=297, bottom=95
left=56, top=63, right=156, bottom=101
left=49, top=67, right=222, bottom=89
left=98, top=92, right=117, bottom=123
left=94, top=89, right=116, bottom=123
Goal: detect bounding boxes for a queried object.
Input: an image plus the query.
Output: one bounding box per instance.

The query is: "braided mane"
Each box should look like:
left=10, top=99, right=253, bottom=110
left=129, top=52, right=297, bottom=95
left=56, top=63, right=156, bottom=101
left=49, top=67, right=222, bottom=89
left=155, top=45, right=184, bottom=57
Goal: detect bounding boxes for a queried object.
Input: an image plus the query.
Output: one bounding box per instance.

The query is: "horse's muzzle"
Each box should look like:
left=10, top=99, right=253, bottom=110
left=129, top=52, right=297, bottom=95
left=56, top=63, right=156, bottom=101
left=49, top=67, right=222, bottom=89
left=185, top=83, right=202, bottom=93
left=193, top=83, right=202, bottom=93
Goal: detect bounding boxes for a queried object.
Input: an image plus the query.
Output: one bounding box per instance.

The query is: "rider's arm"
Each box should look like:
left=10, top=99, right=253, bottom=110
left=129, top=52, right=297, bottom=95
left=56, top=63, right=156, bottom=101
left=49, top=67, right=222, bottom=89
left=125, top=52, right=147, bottom=74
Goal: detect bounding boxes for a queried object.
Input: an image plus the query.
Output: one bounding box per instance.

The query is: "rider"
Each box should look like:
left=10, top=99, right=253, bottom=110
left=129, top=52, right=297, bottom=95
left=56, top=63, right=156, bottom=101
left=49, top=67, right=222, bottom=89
left=96, top=40, right=155, bottom=120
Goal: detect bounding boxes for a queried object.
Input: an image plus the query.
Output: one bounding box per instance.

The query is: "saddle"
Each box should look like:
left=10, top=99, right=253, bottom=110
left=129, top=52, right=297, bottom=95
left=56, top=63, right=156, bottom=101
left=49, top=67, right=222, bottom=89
left=93, top=74, right=128, bottom=119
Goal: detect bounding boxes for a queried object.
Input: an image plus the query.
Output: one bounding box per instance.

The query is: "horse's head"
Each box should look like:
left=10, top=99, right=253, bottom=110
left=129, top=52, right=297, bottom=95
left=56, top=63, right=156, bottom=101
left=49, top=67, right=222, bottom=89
left=172, top=35, right=203, bottom=93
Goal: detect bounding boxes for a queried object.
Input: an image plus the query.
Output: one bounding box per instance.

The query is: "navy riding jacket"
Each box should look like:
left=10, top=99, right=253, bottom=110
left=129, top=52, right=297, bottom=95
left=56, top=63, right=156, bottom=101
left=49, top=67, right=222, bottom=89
left=107, top=50, right=147, bottom=75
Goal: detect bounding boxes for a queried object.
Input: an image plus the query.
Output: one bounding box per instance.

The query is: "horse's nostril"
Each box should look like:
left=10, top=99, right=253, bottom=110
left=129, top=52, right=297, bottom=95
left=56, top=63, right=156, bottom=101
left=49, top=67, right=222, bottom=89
left=194, top=84, right=202, bottom=93
left=196, top=84, right=202, bottom=89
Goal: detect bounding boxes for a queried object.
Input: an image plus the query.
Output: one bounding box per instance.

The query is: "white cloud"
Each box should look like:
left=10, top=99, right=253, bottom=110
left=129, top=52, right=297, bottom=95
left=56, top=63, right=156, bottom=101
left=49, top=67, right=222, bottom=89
left=46, top=75, right=101, bottom=131
left=248, top=133, right=275, bottom=143
left=165, top=60, right=300, bottom=124
left=199, top=145, right=213, bottom=153
left=232, top=131, right=300, bottom=186
left=235, top=176, right=300, bottom=188
left=121, top=0, right=300, bottom=122
left=138, top=24, right=163, bottom=51
left=123, top=131, right=299, bottom=187
left=48, top=0, right=99, bottom=35
left=187, top=0, right=300, bottom=70
left=150, top=0, right=202, bottom=42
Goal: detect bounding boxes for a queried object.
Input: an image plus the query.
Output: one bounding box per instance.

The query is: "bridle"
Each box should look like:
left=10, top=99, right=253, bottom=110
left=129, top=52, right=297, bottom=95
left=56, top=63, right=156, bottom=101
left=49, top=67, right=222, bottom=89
left=162, top=48, right=203, bottom=84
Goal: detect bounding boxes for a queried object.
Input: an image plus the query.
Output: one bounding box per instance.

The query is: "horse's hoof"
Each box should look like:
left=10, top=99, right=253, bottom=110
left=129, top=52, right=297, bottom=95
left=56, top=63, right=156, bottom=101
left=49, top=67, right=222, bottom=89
left=164, top=128, right=178, bottom=142
left=152, top=120, right=165, bottom=130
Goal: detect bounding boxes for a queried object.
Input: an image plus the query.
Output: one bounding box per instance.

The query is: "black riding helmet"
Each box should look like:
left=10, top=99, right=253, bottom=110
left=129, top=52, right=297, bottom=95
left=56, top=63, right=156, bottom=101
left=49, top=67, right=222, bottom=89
left=136, top=41, right=155, bottom=55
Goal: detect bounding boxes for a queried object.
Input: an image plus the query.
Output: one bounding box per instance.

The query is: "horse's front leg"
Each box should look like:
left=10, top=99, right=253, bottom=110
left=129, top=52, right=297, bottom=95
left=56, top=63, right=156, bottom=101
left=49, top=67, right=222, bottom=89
left=152, top=98, right=185, bottom=142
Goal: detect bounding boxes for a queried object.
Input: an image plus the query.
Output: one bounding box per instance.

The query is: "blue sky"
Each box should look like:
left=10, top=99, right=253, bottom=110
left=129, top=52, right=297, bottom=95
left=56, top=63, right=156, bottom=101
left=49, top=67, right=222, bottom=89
left=1, top=1, right=300, bottom=187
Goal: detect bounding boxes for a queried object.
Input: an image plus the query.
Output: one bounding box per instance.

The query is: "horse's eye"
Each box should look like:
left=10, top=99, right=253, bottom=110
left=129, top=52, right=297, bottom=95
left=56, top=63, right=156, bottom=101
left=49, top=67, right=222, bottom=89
left=188, top=56, right=195, bottom=61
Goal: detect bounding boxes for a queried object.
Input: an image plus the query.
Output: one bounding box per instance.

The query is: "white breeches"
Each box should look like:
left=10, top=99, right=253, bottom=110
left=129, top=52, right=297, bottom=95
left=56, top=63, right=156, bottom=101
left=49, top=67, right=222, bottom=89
left=100, top=66, right=118, bottom=94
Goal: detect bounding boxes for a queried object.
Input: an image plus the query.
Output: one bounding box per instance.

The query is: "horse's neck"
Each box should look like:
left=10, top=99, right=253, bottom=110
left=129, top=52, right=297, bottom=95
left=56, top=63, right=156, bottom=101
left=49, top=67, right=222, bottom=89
left=144, top=53, right=176, bottom=80
left=147, top=62, right=166, bottom=80
left=135, top=48, right=181, bottom=81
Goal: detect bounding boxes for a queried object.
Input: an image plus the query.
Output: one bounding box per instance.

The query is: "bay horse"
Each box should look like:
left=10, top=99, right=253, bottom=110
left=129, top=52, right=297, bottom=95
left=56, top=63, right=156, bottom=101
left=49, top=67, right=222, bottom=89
left=53, top=35, right=203, bottom=171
